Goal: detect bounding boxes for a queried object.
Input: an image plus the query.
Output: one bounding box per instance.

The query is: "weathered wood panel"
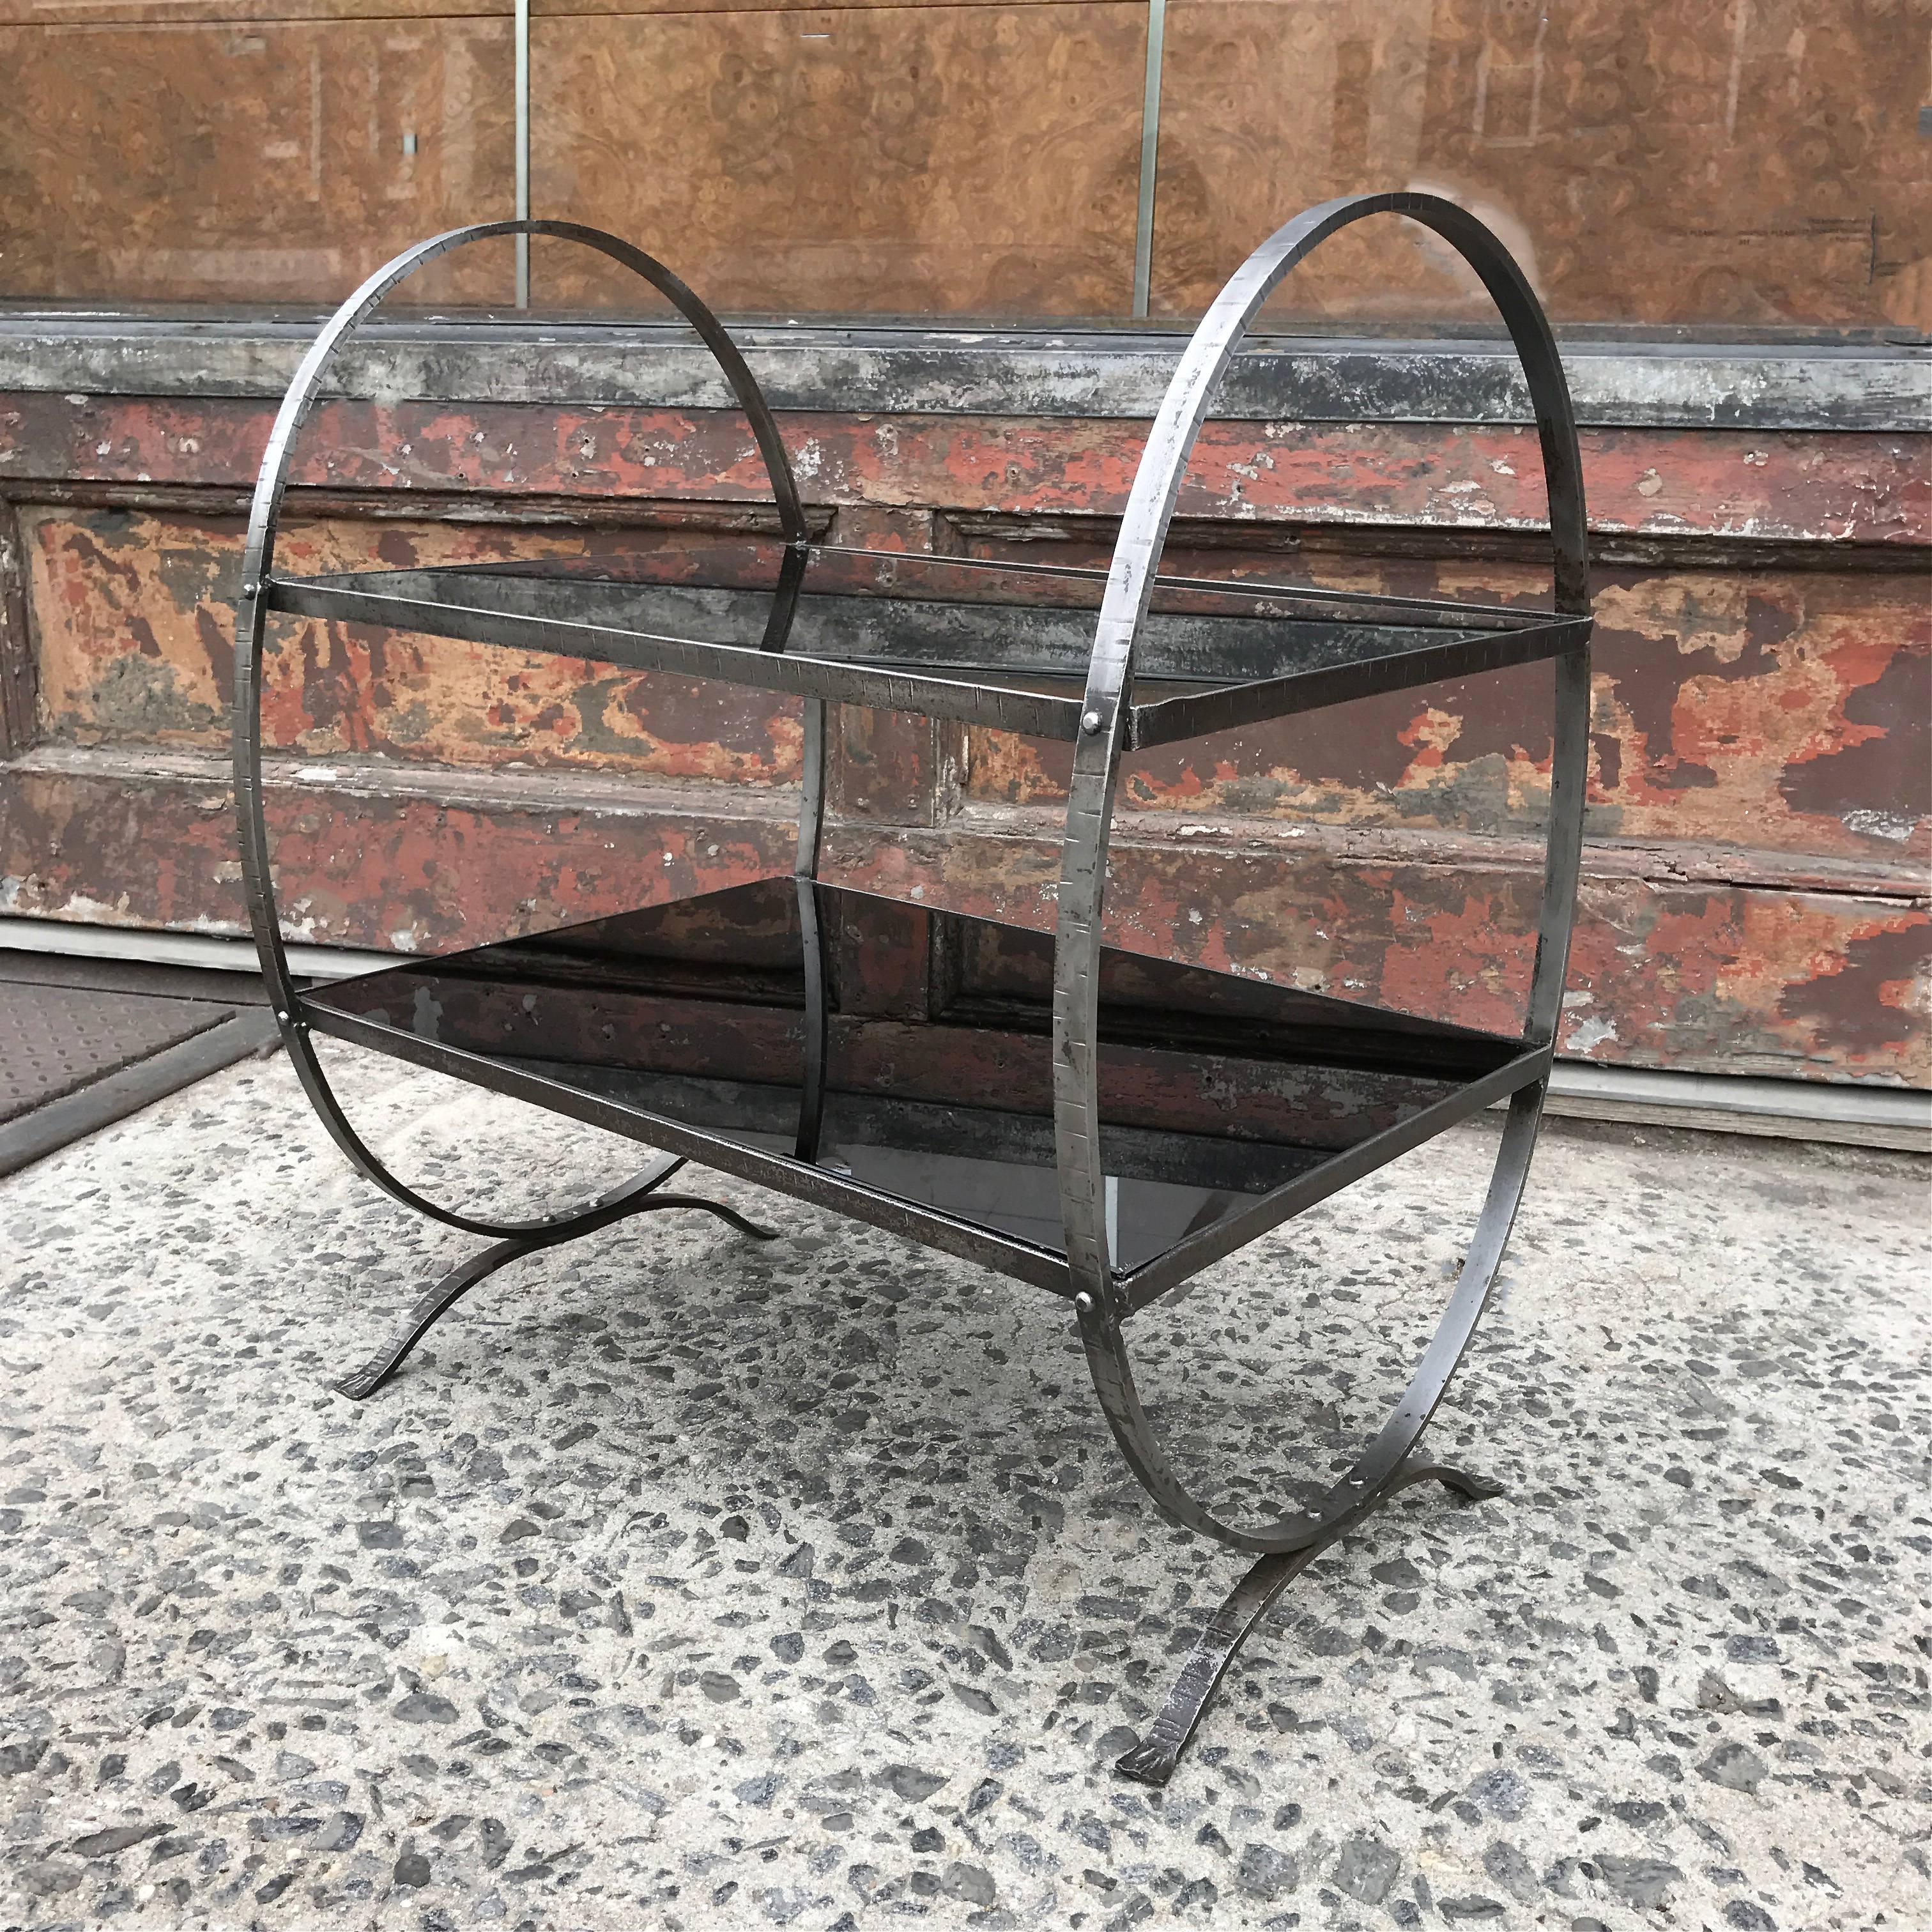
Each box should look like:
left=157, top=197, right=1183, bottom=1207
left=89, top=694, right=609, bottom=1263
left=1153, top=0, right=1932, bottom=330
left=0, top=0, right=507, bottom=18
left=0, top=17, right=513, bottom=303
left=528, top=4, right=1145, bottom=315
left=0, top=390, right=1923, bottom=1089
left=830, top=819, right=1931, bottom=1088
left=1, top=747, right=1922, bottom=1085
left=31, top=504, right=1928, bottom=875
left=0, top=748, right=799, bottom=946
left=959, top=543, right=1932, bottom=871
left=26, top=508, right=804, bottom=783
left=3, top=396, right=1923, bottom=546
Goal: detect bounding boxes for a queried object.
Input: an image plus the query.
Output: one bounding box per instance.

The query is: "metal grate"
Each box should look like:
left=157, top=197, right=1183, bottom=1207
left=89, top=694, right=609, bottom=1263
left=0, top=983, right=229, bottom=1124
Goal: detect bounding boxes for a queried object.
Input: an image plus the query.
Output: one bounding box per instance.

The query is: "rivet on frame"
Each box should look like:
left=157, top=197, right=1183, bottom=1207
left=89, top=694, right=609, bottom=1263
left=1080, top=710, right=1103, bottom=735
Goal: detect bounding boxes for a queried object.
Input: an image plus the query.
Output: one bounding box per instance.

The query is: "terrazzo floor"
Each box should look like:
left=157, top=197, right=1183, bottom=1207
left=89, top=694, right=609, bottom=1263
left=2, top=1043, right=1927, bottom=1931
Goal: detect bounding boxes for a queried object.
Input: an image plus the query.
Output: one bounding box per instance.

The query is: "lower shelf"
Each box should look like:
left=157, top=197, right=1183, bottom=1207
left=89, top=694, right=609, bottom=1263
left=300, top=877, right=1548, bottom=1305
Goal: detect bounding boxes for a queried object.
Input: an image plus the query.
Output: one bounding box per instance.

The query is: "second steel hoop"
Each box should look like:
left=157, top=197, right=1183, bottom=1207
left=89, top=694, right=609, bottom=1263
left=234, top=220, right=806, bottom=1239
left=1054, top=192, right=1593, bottom=1555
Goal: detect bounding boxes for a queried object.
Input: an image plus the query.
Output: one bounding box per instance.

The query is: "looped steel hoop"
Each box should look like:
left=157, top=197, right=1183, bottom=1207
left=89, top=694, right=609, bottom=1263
left=1054, top=192, right=1592, bottom=1556
left=234, top=219, right=806, bottom=1238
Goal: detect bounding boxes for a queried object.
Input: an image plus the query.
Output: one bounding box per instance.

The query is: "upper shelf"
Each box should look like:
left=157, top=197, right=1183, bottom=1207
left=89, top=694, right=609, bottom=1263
left=263, top=542, right=1591, bottom=746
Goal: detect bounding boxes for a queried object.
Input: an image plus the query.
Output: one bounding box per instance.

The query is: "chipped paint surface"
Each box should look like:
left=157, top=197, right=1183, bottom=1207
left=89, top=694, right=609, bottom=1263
left=0, top=386, right=1925, bottom=1089
left=0, top=749, right=798, bottom=952
left=2, top=396, right=1925, bottom=544
left=828, top=824, right=1930, bottom=1089
left=27, top=507, right=802, bottom=783
left=2, top=749, right=1923, bottom=1085
left=964, top=554, right=1932, bottom=871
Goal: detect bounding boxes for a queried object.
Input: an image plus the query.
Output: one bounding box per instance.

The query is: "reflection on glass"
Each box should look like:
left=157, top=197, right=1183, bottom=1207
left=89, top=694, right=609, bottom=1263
left=307, top=877, right=1521, bottom=1277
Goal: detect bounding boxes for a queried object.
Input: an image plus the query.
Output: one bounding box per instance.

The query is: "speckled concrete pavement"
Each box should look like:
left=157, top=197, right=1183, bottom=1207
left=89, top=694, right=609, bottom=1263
left=2, top=1044, right=1927, bottom=1932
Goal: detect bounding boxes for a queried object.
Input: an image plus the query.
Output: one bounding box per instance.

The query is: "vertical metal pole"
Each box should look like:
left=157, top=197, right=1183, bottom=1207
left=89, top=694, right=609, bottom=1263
left=1131, top=0, right=1166, bottom=319
left=514, top=0, right=530, bottom=308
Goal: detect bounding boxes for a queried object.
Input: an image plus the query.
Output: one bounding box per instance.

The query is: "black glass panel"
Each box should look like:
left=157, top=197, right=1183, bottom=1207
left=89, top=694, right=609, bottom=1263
left=307, top=878, right=1519, bottom=1275
left=290, top=539, right=1551, bottom=687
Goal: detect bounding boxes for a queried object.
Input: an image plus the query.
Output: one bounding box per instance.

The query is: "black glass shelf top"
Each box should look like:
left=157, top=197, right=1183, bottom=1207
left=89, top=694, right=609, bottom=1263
left=301, top=877, right=1549, bottom=1298
left=263, top=542, right=1591, bottom=747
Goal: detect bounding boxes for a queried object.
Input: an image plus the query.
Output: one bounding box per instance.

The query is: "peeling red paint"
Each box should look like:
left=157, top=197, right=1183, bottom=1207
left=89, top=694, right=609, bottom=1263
left=0, top=385, right=1924, bottom=1092
left=2, top=395, right=1924, bottom=544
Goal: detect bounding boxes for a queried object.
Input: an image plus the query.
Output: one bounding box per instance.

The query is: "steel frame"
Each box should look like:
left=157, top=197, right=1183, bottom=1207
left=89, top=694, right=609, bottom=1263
left=234, top=196, right=1591, bottom=1786
left=1052, top=191, right=1588, bottom=1782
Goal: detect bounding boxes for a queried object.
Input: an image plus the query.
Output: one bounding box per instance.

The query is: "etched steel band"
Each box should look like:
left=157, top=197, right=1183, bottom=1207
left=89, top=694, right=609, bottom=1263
left=1052, top=191, right=1591, bottom=1560
left=234, top=218, right=805, bottom=1239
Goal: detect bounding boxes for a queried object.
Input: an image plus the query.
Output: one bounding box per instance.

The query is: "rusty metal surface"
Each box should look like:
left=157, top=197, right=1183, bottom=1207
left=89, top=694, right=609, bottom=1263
left=0, top=977, right=227, bottom=1123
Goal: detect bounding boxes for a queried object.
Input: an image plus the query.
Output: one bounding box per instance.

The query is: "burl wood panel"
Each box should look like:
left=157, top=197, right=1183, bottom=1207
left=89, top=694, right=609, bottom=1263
left=0, top=18, right=513, bottom=304
left=528, top=5, right=1146, bottom=315
left=1153, top=0, right=1932, bottom=330
left=960, top=543, right=1932, bottom=872
left=532, top=0, right=1079, bottom=12
left=0, top=0, right=505, bottom=17
left=26, top=509, right=804, bottom=785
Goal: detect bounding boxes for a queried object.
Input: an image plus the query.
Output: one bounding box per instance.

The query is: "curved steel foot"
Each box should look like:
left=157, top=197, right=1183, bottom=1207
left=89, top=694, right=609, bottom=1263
left=334, top=1174, right=778, bottom=1401
left=1116, top=1457, right=1505, bottom=1788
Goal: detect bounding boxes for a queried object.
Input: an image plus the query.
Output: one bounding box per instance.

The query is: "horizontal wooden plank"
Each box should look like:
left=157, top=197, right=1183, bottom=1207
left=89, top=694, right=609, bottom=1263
left=2, top=321, right=1920, bottom=433
left=26, top=507, right=1926, bottom=870
left=0, top=744, right=801, bottom=944
left=1, top=744, right=1922, bottom=1085
left=3, top=398, right=1922, bottom=544
left=826, top=816, right=1930, bottom=1089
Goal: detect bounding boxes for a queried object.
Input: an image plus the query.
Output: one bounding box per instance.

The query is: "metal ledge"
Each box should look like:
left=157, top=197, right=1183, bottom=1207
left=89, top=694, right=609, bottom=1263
left=0, top=314, right=1922, bottom=431
left=2, top=915, right=1924, bottom=1151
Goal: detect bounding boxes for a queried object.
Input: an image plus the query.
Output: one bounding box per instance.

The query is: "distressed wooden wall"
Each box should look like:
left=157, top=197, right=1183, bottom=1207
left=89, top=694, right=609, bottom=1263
left=0, top=379, right=1925, bottom=1087
left=0, top=0, right=1924, bottom=1085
